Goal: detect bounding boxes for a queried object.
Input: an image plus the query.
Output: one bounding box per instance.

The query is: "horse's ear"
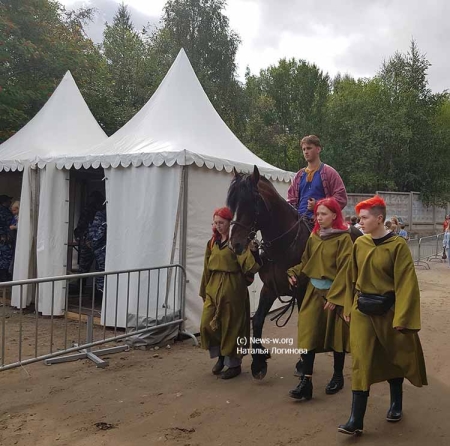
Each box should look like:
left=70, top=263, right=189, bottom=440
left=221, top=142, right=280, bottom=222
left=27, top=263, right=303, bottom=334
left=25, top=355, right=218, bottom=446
left=232, top=167, right=239, bottom=177
left=251, top=165, right=260, bottom=184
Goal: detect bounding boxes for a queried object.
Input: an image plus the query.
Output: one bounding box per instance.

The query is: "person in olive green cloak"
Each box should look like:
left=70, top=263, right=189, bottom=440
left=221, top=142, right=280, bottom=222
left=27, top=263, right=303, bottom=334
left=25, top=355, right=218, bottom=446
left=287, top=197, right=354, bottom=400
left=200, top=207, right=261, bottom=380
left=338, top=196, right=427, bottom=437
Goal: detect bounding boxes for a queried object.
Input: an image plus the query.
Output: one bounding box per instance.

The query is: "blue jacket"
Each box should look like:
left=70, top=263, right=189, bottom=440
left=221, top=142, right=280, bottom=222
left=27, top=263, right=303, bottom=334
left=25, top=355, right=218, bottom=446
left=87, top=210, right=107, bottom=251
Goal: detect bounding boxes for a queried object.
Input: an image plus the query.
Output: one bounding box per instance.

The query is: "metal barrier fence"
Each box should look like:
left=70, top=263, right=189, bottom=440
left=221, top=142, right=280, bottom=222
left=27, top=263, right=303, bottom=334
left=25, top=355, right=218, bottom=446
left=408, top=233, right=445, bottom=269
left=0, top=264, right=197, bottom=372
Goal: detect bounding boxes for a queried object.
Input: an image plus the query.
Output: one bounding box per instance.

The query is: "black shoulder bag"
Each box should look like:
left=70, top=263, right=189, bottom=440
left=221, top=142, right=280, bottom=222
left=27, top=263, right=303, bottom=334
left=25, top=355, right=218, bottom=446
left=357, top=292, right=395, bottom=316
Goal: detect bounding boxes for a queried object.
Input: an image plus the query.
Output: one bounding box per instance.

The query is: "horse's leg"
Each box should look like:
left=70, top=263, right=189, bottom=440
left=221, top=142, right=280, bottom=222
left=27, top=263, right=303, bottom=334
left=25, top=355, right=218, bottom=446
left=251, top=284, right=277, bottom=380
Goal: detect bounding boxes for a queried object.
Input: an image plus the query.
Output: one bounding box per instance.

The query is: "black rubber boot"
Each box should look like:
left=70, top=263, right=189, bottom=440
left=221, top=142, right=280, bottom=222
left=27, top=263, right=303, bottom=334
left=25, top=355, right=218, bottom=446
left=338, top=390, right=369, bottom=436
left=325, top=373, right=344, bottom=395
left=386, top=378, right=403, bottom=422
left=220, top=365, right=241, bottom=380
left=212, top=356, right=225, bottom=375
left=289, top=376, right=313, bottom=400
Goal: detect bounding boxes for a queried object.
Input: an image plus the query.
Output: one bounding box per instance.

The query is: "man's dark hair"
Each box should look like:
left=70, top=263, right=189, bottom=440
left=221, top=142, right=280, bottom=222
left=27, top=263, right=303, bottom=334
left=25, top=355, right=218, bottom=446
left=300, top=135, right=321, bottom=148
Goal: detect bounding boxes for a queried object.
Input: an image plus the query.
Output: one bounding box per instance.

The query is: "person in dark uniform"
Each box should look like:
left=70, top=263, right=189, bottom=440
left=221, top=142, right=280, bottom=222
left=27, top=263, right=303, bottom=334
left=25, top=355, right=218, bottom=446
left=74, top=191, right=104, bottom=274
left=8, top=201, right=19, bottom=277
left=86, top=208, right=107, bottom=293
left=0, top=195, right=13, bottom=282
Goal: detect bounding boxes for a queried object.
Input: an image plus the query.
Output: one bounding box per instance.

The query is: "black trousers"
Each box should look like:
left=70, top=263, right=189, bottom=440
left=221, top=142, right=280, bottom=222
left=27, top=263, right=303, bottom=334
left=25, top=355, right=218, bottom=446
left=301, top=350, right=345, bottom=376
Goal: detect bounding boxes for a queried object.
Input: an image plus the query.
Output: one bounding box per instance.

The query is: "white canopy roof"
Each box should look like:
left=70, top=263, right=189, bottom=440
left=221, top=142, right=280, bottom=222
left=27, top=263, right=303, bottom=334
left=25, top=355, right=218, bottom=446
left=0, top=72, right=107, bottom=172
left=51, top=49, right=291, bottom=182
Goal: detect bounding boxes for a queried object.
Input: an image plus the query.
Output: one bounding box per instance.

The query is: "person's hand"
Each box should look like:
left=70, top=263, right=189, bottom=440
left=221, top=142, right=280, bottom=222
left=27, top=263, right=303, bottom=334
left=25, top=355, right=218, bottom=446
left=9, top=225, right=16, bottom=230
left=307, top=198, right=316, bottom=211
left=394, top=326, right=405, bottom=331
left=288, top=275, right=297, bottom=287
left=344, top=315, right=351, bottom=323
left=323, top=301, right=336, bottom=311
left=249, top=240, right=259, bottom=252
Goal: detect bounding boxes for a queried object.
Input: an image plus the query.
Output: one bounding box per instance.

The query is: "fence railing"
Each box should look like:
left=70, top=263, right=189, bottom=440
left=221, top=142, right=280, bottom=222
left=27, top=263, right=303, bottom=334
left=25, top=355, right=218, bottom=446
left=408, top=233, right=445, bottom=269
left=0, top=264, right=197, bottom=372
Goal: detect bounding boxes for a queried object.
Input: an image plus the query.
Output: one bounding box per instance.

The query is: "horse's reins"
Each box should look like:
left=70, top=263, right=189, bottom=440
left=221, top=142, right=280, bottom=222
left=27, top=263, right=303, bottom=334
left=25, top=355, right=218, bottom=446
left=230, top=194, right=349, bottom=329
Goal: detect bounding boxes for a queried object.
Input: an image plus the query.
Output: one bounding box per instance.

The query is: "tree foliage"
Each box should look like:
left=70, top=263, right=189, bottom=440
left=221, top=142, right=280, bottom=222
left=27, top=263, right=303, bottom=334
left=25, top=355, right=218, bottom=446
left=322, top=40, right=450, bottom=203
left=101, top=3, right=157, bottom=132
left=0, top=0, right=104, bottom=141
left=1, top=2, right=449, bottom=204
left=243, top=59, right=330, bottom=171
left=149, top=0, right=244, bottom=135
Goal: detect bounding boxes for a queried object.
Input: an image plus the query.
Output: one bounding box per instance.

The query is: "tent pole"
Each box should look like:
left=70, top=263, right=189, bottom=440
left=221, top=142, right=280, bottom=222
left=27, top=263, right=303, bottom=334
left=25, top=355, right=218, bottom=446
left=178, top=166, right=196, bottom=344
left=66, top=169, right=76, bottom=274
left=29, top=167, right=40, bottom=303
left=165, top=166, right=185, bottom=306
left=180, top=166, right=188, bottom=274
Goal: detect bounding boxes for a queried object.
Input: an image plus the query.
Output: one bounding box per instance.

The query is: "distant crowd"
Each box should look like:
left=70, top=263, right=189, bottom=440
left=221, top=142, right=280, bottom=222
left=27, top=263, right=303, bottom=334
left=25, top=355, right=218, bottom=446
left=346, top=214, right=408, bottom=239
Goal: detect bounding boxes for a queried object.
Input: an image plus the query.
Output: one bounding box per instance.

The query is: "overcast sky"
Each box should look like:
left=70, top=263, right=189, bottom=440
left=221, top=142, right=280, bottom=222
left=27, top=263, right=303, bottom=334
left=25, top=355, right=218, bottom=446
left=60, top=0, right=450, bottom=92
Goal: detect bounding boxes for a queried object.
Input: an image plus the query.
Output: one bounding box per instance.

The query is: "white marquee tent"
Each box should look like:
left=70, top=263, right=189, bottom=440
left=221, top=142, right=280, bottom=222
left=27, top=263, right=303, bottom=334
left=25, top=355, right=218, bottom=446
left=45, top=49, right=293, bottom=333
left=0, top=72, right=107, bottom=312
left=1, top=52, right=293, bottom=334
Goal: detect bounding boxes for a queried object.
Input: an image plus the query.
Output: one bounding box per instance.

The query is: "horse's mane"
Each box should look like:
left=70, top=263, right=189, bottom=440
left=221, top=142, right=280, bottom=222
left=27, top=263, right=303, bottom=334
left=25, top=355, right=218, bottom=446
left=227, top=173, right=295, bottom=217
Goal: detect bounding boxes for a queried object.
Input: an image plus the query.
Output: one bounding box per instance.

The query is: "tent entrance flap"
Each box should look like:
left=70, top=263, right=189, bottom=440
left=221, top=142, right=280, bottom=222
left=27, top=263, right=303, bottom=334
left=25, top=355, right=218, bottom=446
left=36, top=164, right=69, bottom=316
left=102, top=165, right=183, bottom=328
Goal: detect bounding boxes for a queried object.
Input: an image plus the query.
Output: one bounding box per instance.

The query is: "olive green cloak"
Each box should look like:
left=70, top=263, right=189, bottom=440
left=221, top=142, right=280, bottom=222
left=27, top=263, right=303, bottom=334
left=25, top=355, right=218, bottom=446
left=287, top=231, right=353, bottom=353
left=200, top=240, right=260, bottom=358
left=344, top=234, right=427, bottom=391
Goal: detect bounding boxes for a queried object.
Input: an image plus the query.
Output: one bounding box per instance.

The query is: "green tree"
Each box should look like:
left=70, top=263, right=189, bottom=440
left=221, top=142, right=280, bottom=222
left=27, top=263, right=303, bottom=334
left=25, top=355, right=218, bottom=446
left=101, top=3, right=157, bottom=132
left=322, top=40, right=450, bottom=204
left=377, top=40, right=446, bottom=200
left=0, top=0, right=105, bottom=141
left=150, top=0, right=244, bottom=135
left=243, top=58, right=330, bottom=171
left=323, top=75, right=398, bottom=192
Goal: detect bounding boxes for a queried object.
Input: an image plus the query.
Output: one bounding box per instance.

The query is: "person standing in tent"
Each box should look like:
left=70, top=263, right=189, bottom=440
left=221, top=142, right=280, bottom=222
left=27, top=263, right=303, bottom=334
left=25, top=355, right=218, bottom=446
left=338, top=196, right=427, bottom=436
left=74, top=191, right=105, bottom=276
left=0, top=195, right=13, bottom=282
left=86, top=207, right=107, bottom=294
left=199, top=207, right=261, bottom=379
left=286, top=198, right=353, bottom=401
left=287, top=135, right=347, bottom=227
left=8, top=201, right=20, bottom=277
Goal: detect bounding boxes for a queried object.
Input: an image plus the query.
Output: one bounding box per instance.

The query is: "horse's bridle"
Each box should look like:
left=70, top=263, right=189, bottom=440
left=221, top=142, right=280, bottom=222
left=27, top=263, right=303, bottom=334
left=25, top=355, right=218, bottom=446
left=229, top=189, right=305, bottom=255
left=230, top=217, right=259, bottom=244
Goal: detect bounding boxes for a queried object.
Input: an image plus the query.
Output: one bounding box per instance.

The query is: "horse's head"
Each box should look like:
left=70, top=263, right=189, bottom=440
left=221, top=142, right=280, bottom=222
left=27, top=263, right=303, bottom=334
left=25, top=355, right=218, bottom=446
left=227, top=165, right=263, bottom=255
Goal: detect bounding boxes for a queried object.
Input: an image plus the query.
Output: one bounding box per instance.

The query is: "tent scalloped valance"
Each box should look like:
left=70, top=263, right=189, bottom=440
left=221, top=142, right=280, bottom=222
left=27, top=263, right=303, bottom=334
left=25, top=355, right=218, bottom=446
left=0, top=152, right=293, bottom=182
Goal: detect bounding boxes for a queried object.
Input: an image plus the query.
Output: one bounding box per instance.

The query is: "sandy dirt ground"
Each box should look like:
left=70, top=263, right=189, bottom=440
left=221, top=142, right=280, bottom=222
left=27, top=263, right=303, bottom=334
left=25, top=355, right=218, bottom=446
left=0, top=261, right=449, bottom=446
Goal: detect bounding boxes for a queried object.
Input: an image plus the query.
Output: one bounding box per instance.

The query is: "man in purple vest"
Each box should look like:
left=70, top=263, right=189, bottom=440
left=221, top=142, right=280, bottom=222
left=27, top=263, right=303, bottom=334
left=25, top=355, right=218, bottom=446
left=287, top=135, right=347, bottom=224
left=287, top=135, right=348, bottom=380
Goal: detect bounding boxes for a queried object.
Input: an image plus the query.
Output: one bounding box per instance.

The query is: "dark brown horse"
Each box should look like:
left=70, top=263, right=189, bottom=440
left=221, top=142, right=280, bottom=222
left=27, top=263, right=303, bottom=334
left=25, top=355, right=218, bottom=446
left=227, top=165, right=310, bottom=380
